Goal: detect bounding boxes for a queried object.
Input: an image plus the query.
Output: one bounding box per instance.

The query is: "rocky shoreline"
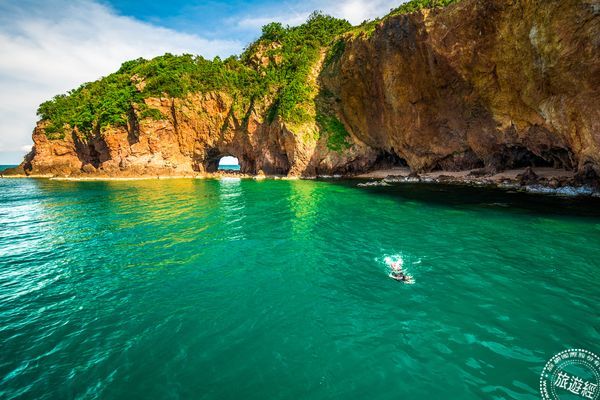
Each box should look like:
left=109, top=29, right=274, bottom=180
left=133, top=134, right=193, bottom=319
left=0, top=169, right=260, bottom=181
left=355, top=167, right=600, bottom=197
left=3, top=166, right=599, bottom=197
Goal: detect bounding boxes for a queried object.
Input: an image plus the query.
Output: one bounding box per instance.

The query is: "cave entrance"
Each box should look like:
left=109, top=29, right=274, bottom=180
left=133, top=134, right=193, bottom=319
left=218, top=156, right=240, bottom=172
left=372, top=150, right=408, bottom=170
left=495, top=145, right=573, bottom=170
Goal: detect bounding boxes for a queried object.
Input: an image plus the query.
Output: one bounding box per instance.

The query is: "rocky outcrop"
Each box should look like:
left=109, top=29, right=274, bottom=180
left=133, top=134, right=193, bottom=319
left=322, top=0, right=599, bottom=175
left=14, top=93, right=377, bottom=177
left=7, top=0, right=600, bottom=180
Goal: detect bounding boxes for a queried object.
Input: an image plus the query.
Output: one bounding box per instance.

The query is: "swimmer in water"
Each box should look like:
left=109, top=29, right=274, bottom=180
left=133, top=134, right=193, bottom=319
left=390, top=270, right=412, bottom=283
left=386, top=257, right=413, bottom=283
left=390, top=270, right=406, bottom=280
left=389, top=259, right=408, bottom=281
left=391, top=259, right=403, bottom=273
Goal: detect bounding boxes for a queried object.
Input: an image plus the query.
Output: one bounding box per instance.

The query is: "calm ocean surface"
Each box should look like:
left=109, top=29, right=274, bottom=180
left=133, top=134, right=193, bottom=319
left=0, top=177, right=599, bottom=399
left=218, top=165, right=241, bottom=171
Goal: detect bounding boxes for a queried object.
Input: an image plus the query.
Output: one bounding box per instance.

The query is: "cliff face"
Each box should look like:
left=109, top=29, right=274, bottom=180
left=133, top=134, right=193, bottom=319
left=10, top=0, right=600, bottom=179
left=18, top=92, right=377, bottom=177
left=323, top=0, right=600, bottom=174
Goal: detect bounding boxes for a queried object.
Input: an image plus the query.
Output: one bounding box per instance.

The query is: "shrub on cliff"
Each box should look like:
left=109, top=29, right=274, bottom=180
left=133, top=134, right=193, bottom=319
left=37, top=73, right=141, bottom=137
left=316, top=113, right=351, bottom=152
left=245, top=11, right=351, bottom=124
left=390, top=0, right=460, bottom=15
left=352, top=0, right=461, bottom=36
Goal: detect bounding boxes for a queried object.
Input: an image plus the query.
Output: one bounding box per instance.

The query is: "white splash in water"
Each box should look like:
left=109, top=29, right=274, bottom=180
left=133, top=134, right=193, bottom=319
left=378, top=253, right=417, bottom=284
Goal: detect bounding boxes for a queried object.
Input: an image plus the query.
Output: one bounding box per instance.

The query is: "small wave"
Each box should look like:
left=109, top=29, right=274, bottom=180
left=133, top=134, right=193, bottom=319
left=378, top=253, right=420, bottom=284
left=525, top=184, right=596, bottom=196
left=376, top=253, right=403, bottom=267
left=378, top=253, right=421, bottom=268
left=383, top=254, right=402, bottom=266
left=357, top=180, right=390, bottom=187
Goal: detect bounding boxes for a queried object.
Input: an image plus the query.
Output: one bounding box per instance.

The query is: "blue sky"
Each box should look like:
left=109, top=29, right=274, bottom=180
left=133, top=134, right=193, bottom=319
left=0, top=0, right=404, bottom=164
left=99, top=0, right=293, bottom=40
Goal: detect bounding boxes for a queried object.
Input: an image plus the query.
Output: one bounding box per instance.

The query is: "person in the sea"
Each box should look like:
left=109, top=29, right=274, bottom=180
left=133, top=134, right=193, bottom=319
left=390, top=259, right=408, bottom=281
left=391, top=270, right=409, bottom=281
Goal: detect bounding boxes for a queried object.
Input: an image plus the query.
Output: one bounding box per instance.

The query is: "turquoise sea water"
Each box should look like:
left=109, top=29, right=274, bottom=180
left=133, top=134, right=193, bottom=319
left=1, top=178, right=599, bottom=399
left=218, top=165, right=241, bottom=171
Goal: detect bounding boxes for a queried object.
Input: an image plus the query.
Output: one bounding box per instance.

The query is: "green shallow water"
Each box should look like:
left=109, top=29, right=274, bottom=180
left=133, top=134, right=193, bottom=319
left=1, top=178, right=599, bottom=399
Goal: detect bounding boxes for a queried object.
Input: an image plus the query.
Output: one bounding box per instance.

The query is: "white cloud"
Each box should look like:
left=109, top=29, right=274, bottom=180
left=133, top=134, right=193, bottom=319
left=0, top=0, right=243, bottom=164
left=331, top=0, right=409, bottom=23
left=337, top=0, right=386, bottom=23
left=235, top=15, right=308, bottom=31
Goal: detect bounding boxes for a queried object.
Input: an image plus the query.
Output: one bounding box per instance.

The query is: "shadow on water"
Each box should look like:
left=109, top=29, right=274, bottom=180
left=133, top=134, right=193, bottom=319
left=325, top=179, right=600, bottom=219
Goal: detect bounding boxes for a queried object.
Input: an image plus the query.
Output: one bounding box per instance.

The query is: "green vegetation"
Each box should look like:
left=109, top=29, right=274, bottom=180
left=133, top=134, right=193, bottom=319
left=37, top=54, right=262, bottom=138
left=352, top=0, right=461, bottom=36
left=324, top=39, right=346, bottom=67
left=390, top=0, right=459, bottom=14
left=38, top=72, right=142, bottom=137
left=37, top=12, right=350, bottom=138
left=243, top=12, right=350, bottom=124
left=138, top=107, right=164, bottom=121
left=316, top=113, right=351, bottom=152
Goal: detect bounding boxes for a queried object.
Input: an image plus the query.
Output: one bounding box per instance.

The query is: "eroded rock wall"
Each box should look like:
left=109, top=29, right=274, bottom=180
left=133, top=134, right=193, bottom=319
left=323, top=0, right=600, bottom=173
left=16, top=91, right=376, bottom=177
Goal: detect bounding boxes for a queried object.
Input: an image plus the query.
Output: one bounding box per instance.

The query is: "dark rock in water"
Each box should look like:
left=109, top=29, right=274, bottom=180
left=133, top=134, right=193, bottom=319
left=517, top=167, right=539, bottom=185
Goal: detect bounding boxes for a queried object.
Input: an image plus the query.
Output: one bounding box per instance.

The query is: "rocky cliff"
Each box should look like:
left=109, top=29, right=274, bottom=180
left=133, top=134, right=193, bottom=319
left=7, top=0, right=600, bottom=181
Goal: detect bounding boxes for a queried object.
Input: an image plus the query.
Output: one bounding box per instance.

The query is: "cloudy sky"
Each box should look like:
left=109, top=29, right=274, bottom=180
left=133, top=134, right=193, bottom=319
left=0, top=0, right=404, bottom=164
